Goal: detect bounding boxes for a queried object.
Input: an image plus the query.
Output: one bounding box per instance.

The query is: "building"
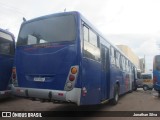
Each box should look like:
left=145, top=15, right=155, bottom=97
left=117, top=45, right=140, bottom=69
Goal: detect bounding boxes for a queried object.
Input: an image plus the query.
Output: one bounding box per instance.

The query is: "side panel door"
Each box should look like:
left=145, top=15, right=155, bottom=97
left=101, top=45, right=110, bottom=101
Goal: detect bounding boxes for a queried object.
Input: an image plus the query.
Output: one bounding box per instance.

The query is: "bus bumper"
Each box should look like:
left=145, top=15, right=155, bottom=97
left=11, top=85, right=81, bottom=105
left=0, top=90, right=12, bottom=98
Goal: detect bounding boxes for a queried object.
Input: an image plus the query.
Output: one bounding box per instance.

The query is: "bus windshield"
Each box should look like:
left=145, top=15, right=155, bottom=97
left=17, top=14, right=76, bottom=46
left=155, top=56, right=160, bottom=71
left=156, top=56, right=160, bottom=63
left=0, top=31, right=14, bottom=55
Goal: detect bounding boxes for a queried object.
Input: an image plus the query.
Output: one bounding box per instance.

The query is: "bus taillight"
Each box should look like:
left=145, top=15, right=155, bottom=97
left=153, top=76, right=157, bottom=84
left=64, top=66, right=79, bottom=91
left=12, top=74, right=16, bottom=80
left=69, top=75, right=75, bottom=81
left=12, top=68, right=16, bottom=79
left=71, top=67, right=77, bottom=74
left=12, top=67, right=17, bottom=84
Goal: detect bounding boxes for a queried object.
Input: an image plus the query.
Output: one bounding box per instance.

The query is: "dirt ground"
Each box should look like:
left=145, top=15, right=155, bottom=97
left=0, top=88, right=160, bottom=120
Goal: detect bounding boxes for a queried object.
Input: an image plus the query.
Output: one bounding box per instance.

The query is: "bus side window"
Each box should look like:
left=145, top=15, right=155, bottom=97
left=128, top=62, right=131, bottom=72
left=125, top=59, right=128, bottom=72
left=0, top=43, right=10, bottom=54
left=120, top=55, right=123, bottom=70
left=126, top=60, right=129, bottom=72
left=83, top=25, right=100, bottom=61
left=121, top=56, right=124, bottom=71
left=124, top=59, right=126, bottom=71
left=83, top=26, right=89, bottom=42
left=97, top=36, right=100, bottom=48
left=115, top=51, right=120, bottom=68
left=0, top=32, right=14, bottom=55
left=110, top=47, right=115, bottom=64
left=89, top=29, right=97, bottom=47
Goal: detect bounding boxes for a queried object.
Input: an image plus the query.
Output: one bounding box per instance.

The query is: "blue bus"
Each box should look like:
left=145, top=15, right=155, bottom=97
left=153, top=55, right=160, bottom=96
left=0, top=28, right=15, bottom=98
left=11, top=11, right=137, bottom=105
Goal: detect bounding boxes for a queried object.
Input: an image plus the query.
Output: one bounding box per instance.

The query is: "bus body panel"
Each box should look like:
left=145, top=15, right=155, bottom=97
left=80, top=58, right=101, bottom=105
left=109, top=65, right=117, bottom=98
left=0, top=28, right=15, bottom=97
left=0, top=55, right=13, bottom=91
left=153, top=55, right=160, bottom=91
left=153, top=70, right=160, bottom=91
left=16, top=43, right=78, bottom=90
left=109, top=62, right=133, bottom=98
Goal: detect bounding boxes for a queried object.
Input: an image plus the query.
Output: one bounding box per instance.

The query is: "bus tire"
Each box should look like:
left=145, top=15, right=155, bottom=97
left=111, top=84, right=119, bottom=105
left=158, top=91, right=160, bottom=98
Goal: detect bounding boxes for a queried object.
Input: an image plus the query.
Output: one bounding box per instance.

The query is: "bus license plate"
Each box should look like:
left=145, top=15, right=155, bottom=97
left=34, top=77, right=45, bottom=82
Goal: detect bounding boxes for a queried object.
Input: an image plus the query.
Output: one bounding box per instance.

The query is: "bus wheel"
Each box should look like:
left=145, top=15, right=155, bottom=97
left=111, top=84, right=119, bottom=105
left=143, top=85, right=148, bottom=91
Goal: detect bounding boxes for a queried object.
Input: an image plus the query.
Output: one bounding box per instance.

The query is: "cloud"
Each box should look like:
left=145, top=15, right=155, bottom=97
left=134, top=37, right=159, bottom=71
left=106, top=34, right=160, bottom=70
left=135, top=38, right=159, bottom=56
left=0, top=0, right=160, bottom=71
left=2, top=0, right=160, bottom=36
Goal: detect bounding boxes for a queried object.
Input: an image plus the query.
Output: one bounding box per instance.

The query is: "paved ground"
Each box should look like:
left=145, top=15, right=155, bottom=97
left=0, top=88, right=160, bottom=120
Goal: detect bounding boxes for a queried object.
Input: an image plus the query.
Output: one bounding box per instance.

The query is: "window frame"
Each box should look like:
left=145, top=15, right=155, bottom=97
left=82, top=23, right=100, bottom=61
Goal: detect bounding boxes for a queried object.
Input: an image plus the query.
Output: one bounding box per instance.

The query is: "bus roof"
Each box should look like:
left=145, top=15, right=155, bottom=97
left=155, top=55, right=160, bottom=58
left=21, top=11, right=79, bottom=25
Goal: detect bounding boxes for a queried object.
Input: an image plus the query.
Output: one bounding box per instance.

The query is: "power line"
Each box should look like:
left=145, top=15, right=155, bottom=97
left=0, top=1, right=26, bottom=16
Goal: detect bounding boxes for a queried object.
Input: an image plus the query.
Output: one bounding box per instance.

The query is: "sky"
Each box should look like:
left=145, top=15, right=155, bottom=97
left=0, top=0, right=160, bottom=72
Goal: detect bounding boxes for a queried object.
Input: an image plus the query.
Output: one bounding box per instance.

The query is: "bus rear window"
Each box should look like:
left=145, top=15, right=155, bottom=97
left=17, top=14, right=76, bottom=46
left=0, top=32, right=14, bottom=55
